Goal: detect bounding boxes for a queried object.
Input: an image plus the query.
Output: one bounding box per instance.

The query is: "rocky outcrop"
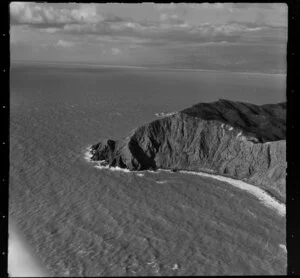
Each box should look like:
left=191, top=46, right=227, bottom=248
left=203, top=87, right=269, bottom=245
left=90, top=99, right=286, bottom=202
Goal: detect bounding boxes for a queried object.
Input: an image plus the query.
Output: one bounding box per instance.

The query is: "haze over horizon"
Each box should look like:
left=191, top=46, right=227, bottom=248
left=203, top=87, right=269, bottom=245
left=10, top=2, right=287, bottom=73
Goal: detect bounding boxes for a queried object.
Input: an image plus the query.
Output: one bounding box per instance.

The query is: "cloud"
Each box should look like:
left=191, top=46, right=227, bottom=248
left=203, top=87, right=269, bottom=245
left=56, top=39, right=75, bottom=48
left=10, top=2, right=44, bottom=24
left=159, top=13, right=187, bottom=26
left=70, top=4, right=102, bottom=23
left=59, top=18, right=273, bottom=43
left=231, top=3, right=284, bottom=11
left=10, top=3, right=287, bottom=47
left=192, top=3, right=226, bottom=9
left=156, top=3, right=177, bottom=11
left=44, top=27, right=59, bottom=33
left=227, top=3, right=287, bottom=27
left=10, top=2, right=104, bottom=27
left=58, top=21, right=286, bottom=46
left=111, top=47, right=121, bottom=55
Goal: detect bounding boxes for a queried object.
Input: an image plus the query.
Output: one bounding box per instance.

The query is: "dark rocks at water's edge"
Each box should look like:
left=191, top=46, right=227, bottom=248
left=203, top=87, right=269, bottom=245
left=90, top=99, right=286, bottom=202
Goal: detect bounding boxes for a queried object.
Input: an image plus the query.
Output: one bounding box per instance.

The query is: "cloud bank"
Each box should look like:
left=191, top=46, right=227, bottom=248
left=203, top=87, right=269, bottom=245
left=9, top=2, right=287, bottom=72
left=10, top=2, right=287, bottom=46
left=56, top=39, right=75, bottom=48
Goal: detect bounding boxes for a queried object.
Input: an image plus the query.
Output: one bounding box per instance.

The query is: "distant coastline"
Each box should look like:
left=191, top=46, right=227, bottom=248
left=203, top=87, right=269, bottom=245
left=11, top=60, right=287, bottom=76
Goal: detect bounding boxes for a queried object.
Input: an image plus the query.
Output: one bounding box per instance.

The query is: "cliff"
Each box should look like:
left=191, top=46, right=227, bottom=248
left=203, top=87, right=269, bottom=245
left=90, top=99, right=286, bottom=202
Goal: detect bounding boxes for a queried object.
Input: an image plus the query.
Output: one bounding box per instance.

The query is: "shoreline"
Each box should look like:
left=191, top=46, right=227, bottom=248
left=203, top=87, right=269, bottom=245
left=175, top=169, right=285, bottom=217
left=84, top=146, right=285, bottom=217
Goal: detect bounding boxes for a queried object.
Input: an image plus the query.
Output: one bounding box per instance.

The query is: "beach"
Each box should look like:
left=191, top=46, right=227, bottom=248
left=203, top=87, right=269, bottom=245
left=85, top=148, right=286, bottom=217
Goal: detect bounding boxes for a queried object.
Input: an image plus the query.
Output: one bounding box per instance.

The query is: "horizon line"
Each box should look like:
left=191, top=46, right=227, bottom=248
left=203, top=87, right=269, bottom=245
left=11, top=59, right=287, bottom=76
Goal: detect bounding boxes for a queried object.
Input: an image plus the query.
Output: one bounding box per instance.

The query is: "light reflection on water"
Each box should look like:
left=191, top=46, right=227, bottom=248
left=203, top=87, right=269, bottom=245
left=8, top=220, right=49, bottom=277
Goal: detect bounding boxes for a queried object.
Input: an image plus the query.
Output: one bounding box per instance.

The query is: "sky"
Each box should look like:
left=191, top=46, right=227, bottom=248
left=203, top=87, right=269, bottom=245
left=10, top=2, right=288, bottom=72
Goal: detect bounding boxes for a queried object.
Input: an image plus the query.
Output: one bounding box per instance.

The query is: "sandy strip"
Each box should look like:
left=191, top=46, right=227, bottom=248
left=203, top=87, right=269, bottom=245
left=8, top=220, right=49, bottom=277
left=84, top=147, right=285, bottom=217
left=178, top=170, right=285, bottom=217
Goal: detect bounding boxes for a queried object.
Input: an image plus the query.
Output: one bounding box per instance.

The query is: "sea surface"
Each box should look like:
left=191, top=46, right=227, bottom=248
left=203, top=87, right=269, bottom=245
left=9, top=62, right=286, bottom=276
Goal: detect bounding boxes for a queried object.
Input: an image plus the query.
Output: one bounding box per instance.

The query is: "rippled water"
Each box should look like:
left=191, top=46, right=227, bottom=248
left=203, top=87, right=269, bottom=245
left=10, top=63, right=286, bottom=276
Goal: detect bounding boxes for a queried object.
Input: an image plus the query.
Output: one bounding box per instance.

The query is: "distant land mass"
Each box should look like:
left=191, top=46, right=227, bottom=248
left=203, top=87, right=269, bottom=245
left=90, top=99, right=286, bottom=202
left=11, top=60, right=286, bottom=75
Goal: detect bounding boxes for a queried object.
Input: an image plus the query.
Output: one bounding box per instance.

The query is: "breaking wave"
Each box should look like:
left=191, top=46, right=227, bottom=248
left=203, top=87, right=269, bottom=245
left=84, top=147, right=285, bottom=217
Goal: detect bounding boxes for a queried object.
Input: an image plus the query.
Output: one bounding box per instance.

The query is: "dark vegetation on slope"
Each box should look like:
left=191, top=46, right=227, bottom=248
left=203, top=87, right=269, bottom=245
left=181, top=99, right=286, bottom=143
left=90, top=99, right=286, bottom=202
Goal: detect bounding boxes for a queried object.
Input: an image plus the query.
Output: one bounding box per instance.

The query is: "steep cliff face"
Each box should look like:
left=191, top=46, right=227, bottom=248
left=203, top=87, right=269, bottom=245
left=90, top=100, right=286, bottom=202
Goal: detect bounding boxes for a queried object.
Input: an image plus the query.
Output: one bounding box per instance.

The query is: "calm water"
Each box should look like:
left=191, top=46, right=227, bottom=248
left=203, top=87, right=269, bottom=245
left=10, top=63, right=286, bottom=276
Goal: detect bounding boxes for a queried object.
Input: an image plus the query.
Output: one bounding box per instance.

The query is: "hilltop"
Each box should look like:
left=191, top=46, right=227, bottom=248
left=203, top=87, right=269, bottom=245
left=90, top=99, right=286, bottom=202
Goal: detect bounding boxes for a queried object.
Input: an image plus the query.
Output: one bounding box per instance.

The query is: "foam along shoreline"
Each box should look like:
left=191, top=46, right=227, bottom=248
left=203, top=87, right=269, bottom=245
left=176, top=170, right=285, bottom=217
left=84, top=147, right=285, bottom=217
left=8, top=219, right=49, bottom=277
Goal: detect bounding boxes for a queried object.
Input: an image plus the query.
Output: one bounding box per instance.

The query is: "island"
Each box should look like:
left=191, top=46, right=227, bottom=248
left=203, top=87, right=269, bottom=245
left=89, top=99, right=286, bottom=203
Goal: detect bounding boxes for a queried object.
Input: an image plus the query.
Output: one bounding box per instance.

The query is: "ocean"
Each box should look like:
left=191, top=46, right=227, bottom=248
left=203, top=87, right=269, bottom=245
left=9, top=62, right=286, bottom=276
